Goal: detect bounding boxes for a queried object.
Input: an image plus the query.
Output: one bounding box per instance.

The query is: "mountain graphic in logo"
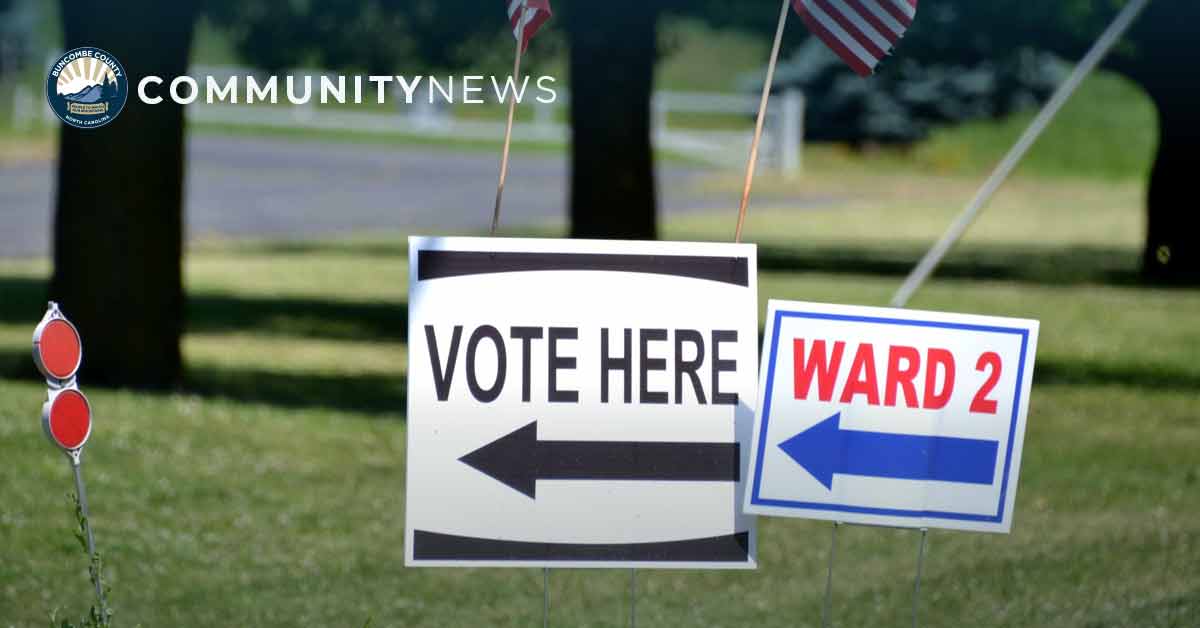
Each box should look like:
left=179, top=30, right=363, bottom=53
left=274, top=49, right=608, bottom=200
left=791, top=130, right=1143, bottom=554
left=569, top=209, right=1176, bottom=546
left=46, top=47, right=128, bottom=130
left=62, top=83, right=109, bottom=103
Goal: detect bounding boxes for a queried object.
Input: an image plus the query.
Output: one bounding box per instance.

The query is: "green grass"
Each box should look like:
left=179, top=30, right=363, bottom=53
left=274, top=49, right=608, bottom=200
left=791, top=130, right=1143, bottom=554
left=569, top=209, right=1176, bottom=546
left=1, top=162, right=1197, bottom=626
left=657, top=18, right=770, bottom=92
left=911, top=71, right=1157, bottom=181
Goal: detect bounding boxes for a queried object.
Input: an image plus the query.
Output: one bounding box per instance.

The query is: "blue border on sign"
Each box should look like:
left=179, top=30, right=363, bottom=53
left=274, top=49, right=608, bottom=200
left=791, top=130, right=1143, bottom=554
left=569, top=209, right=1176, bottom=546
left=749, top=310, right=1031, bottom=523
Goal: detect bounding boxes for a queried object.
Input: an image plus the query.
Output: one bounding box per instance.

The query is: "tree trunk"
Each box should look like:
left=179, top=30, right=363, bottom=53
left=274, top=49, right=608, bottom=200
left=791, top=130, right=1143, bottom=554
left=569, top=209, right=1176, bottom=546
left=51, top=1, right=198, bottom=388
left=1140, top=84, right=1200, bottom=284
left=1120, top=0, right=1200, bottom=284
left=566, top=3, right=661, bottom=240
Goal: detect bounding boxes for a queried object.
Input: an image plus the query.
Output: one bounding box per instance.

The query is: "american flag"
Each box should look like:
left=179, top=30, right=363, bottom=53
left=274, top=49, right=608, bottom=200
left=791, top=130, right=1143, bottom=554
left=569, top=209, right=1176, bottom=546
left=507, top=0, right=553, bottom=52
left=792, top=0, right=917, bottom=76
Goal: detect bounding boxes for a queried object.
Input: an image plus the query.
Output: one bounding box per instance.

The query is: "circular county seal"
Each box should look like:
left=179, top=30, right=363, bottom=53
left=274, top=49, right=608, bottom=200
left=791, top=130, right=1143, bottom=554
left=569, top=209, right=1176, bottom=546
left=46, top=47, right=128, bottom=130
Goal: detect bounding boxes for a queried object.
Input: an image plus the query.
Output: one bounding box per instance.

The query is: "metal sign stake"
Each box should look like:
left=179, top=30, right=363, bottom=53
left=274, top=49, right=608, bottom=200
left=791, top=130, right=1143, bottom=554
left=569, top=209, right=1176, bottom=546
left=630, top=568, right=637, bottom=628
left=822, top=521, right=840, bottom=628
left=912, top=528, right=928, bottom=628
left=542, top=567, right=550, bottom=628
left=70, top=453, right=107, bottom=616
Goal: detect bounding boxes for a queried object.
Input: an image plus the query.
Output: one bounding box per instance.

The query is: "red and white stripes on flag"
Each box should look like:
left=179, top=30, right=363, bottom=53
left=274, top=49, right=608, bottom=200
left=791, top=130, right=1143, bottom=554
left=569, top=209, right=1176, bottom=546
left=792, top=0, right=917, bottom=76
left=507, top=0, right=552, bottom=52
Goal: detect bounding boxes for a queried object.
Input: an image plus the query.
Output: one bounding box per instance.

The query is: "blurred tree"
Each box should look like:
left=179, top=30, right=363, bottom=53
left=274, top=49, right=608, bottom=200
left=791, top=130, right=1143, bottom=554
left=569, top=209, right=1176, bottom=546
left=203, top=1, right=451, bottom=74
left=52, top=0, right=662, bottom=387
left=203, top=0, right=569, bottom=83
left=702, top=0, right=1198, bottom=282
left=1113, top=1, right=1200, bottom=283
left=945, top=1, right=1200, bottom=284
left=206, top=0, right=668, bottom=240
left=762, top=44, right=1065, bottom=145
left=853, top=0, right=1199, bottom=282
left=560, top=0, right=1200, bottom=270
left=52, top=0, right=1194, bottom=389
left=52, top=0, right=198, bottom=389
left=565, top=3, right=662, bottom=239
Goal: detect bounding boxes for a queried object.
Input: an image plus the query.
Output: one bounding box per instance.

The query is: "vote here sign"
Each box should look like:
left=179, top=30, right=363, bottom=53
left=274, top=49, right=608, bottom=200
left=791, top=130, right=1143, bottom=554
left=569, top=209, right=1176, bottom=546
left=745, top=300, right=1039, bottom=533
left=405, top=237, right=758, bottom=568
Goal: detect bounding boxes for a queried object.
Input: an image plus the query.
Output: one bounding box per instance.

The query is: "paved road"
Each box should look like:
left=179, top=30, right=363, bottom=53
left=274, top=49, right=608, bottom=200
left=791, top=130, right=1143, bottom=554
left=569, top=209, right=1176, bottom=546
left=0, top=135, right=801, bottom=258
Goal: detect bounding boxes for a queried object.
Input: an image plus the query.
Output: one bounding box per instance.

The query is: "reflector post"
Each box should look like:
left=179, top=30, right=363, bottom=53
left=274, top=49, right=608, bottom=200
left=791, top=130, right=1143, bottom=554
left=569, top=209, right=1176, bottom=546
left=31, top=301, right=108, bottom=620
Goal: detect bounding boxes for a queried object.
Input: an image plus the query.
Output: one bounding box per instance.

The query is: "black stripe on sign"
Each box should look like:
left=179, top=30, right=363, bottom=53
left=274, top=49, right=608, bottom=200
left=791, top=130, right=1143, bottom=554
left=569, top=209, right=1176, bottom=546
left=417, top=250, right=750, bottom=287
left=411, top=530, right=751, bottom=563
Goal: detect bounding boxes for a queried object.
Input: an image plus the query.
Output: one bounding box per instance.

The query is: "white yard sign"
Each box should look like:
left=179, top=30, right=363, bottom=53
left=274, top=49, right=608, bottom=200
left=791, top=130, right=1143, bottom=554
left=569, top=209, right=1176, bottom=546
left=745, top=300, right=1039, bottom=533
left=406, top=237, right=758, bottom=568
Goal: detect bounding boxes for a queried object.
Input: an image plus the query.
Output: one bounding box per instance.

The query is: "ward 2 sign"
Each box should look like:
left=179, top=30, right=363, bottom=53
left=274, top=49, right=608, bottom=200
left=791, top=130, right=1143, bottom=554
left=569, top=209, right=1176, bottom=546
left=745, top=301, right=1039, bottom=533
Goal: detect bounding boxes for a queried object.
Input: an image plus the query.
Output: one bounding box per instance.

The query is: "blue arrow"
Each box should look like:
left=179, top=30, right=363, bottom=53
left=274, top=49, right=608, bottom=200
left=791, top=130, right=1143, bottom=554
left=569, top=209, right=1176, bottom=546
left=778, top=413, right=999, bottom=490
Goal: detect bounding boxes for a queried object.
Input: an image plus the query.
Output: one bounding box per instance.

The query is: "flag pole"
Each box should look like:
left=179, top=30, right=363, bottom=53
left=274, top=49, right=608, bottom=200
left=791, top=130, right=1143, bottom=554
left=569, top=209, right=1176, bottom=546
left=735, top=0, right=791, bottom=243
left=492, top=2, right=528, bottom=236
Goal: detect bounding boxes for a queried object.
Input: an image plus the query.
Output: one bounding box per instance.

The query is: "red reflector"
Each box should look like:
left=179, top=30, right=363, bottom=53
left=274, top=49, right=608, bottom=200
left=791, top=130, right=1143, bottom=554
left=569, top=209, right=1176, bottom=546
left=36, top=319, right=82, bottom=380
left=48, top=389, right=91, bottom=450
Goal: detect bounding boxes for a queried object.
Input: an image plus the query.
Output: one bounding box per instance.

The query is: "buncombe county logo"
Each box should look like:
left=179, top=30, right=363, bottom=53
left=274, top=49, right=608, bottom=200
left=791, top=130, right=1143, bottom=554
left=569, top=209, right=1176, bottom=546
left=46, top=47, right=128, bottom=130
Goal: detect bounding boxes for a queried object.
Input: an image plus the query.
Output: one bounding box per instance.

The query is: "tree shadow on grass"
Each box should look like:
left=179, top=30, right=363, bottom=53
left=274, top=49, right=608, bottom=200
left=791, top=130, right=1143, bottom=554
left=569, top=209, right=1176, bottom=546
left=2, top=248, right=1195, bottom=416
left=0, top=277, right=410, bottom=416
left=185, top=364, right=407, bottom=417
left=0, top=241, right=1167, bottom=342
left=757, top=243, right=1145, bottom=286
left=209, top=237, right=1158, bottom=288
left=1033, top=359, right=1200, bottom=392
left=0, top=276, right=50, bottom=325
left=0, top=277, right=407, bottom=343
left=187, top=292, right=407, bottom=342
left=5, top=347, right=1198, bottom=417
left=0, top=346, right=406, bottom=418
left=229, top=239, right=409, bottom=259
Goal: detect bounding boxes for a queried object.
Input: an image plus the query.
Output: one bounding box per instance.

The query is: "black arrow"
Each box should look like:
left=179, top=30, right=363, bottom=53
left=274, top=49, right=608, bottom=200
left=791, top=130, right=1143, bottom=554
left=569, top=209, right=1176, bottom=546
left=459, top=421, right=741, bottom=499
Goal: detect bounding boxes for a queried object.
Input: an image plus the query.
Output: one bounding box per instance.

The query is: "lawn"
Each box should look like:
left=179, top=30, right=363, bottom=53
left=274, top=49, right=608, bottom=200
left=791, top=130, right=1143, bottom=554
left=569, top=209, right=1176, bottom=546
left=1, top=150, right=1197, bottom=627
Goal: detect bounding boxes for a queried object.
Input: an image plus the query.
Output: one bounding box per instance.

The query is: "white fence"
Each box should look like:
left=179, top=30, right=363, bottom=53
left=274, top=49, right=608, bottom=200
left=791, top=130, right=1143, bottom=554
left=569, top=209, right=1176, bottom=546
left=651, top=88, right=804, bottom=173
